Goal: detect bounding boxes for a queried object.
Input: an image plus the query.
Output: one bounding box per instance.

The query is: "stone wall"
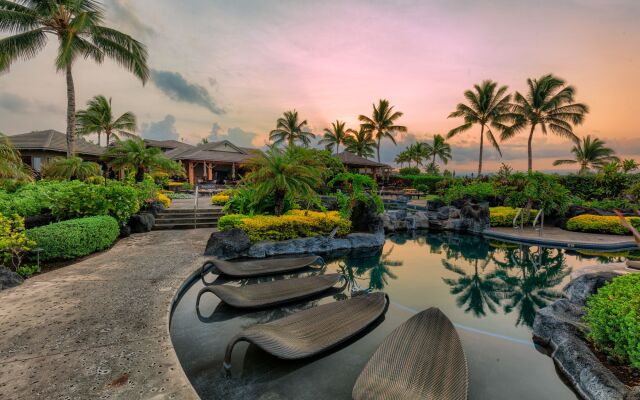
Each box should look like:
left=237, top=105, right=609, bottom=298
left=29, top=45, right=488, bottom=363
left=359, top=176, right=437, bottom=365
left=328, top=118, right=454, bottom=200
left=382, top=201, right=490, bottom=234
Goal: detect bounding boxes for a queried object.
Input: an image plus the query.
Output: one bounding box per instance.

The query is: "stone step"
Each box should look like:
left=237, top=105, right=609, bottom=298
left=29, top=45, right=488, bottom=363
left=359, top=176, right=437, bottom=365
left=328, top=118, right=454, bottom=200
left=152, top=222, right=218, bottom=230
left=159, top=208, right=222, bottom=214
left=155, top=216, right=219, bottom=224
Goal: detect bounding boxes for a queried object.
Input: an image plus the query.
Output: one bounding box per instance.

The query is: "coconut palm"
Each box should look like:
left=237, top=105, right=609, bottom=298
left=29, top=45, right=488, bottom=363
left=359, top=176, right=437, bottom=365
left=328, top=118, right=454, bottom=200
left=269, top=110, right=315, bottom=147
left=407, top=142, right=430, bottom=168
left=502, top=74, right=589, bottom=172
left=243, top=147, right=322, bottom=215
left=447, top=80, right=512, bottom=176
left=394, top=151, right=411, bottom=168
left=359, top=99, right=407, bottom=162
left=0, top=133, right=32, bottom=182
left=622, top=159, right=639, bottom=174
left=344, top=127, right=376, bottom=158
left=41, top=156, right=101, bottom=180
left=103, top=138, right=182, bottom=182
left=425, top=134, right=452, bottom=169
left=76, top=95, right=137, bottom=147
left=553, top=135, right=619, bottom=173
left=0, top=0, right=149, bottom=157
left=319, top=120, right=349, bottom=154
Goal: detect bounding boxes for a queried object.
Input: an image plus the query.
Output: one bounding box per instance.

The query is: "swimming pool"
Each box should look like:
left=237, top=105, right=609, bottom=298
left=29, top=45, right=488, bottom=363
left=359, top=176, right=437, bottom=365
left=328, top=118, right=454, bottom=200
left=170, top=231, right=620, bottom=399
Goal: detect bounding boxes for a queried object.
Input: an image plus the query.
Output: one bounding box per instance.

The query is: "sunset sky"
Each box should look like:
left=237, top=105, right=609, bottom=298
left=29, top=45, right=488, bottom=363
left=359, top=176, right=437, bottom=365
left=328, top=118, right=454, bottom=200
left=1, top=0, right=639, bottom=173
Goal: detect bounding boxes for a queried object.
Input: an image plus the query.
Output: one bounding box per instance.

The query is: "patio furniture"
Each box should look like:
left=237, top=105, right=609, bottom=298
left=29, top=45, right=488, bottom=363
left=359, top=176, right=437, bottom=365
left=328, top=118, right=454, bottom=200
left=352, top=307, right=468, bottom=400
left=196, top=273, right=346, bottom=309
left=201, top=255, right=325, bottom=280
left=223, top=292, right=389, bottom=370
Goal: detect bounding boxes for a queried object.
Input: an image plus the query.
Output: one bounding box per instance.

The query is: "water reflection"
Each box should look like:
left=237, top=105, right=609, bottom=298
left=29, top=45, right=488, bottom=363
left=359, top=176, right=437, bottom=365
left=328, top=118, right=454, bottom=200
left=337, top=246, right=403, bottom=292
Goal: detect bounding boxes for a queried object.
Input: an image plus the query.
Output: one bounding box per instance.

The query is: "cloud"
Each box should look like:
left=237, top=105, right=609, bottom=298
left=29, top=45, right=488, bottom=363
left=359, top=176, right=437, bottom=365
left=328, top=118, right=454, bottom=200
left=150, top=69, right=225, bottom=115
left=140, top=115, right=180, bottom=140
left=207, top=122, right=259, bottom=147
left=104, top=0, right=154, bottom=39
left=0, top=93, right=63, bottom=114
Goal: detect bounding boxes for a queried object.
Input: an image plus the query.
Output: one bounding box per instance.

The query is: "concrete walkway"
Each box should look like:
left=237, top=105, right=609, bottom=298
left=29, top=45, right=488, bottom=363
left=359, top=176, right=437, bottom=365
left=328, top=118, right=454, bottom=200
left=0, top=229, right=214, bottom=399
left=484, top=226, right=637, bottom=250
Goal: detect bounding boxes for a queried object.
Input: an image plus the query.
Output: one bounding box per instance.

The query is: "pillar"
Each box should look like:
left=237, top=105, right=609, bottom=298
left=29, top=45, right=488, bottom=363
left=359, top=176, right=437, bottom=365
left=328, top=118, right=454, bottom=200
left=188, top=161, right=195, bottom=184
left=232, top=163, right=236, bottom=179
left=207, top=163, right=213, bottom=181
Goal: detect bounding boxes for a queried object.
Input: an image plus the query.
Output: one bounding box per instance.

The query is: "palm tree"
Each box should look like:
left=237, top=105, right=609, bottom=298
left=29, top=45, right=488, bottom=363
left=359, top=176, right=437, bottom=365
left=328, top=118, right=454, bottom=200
left=447, top=80, right=512, bottom=176
left=503, top=74, right=589, bottom=172
left=622, top=159, right=639, bottom=174
left=394, top=151, right=411, bottom=168
left=103, top=138, right=182, bottom=182
left=269, top=110, right=315, bottom=147
left=425, top=134, right=452, bottom=169
left=243, top=147, right=322, bottom=215
left=359, top=99, right=407, bottom=162
left=41, top=156, right=101, bottom=180
left=553, top=135, right=619, bottom=173
left=407, top=142, right=430, bottom=168
left=0, top=133, right=32, bottom=182
left=319, top=120, right=349, bottom=154
left=0, top=0, right=149, bottom=157
left=344, top=127, right=376, bottom=158
left=76, top=95, right=137, bottom=147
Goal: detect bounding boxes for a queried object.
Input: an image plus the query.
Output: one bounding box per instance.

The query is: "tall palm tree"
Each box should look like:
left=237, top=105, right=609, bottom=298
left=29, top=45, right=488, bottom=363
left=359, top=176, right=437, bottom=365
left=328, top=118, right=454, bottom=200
left=319, top=120, right=348, bottom=154
left=41, top=156, right=101, bottom=180
left=0, top=0, right=149, bottom=157
left=622, top=159, right=639, bottom=174
left=447, top=80, right=512, bottom=176
left=269, top=110, right=315, bottom=147
left=503, top=74, right=589, bottom=172
left=76, top=95, right=137, bottom=147
left=344, top=127, right=376, bottom=158
left=359, top=99, right=407, bottom=162
left=553, top=135, right=619, bottom=173
left=103, top=138, right=182, bottom=182
left=407, top=142, right=430, bottom=168
left=0, top=133, right=32, bottom=182
left=244, top=147, right=322, bottom=215
left=394, top=151, right=411, bottom=168
left=425, top=134, right=452, bottom=169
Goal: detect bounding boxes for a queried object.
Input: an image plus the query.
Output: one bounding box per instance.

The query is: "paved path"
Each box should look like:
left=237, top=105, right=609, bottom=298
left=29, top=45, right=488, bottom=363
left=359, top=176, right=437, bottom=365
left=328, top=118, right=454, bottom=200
left=0, top=229, right=214, bottom=399
left=484, top=227, right=637, bottom=250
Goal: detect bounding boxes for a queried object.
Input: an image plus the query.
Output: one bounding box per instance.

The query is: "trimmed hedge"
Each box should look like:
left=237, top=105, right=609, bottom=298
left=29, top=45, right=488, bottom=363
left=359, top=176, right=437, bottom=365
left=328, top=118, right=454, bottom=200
left=218, top=210, right=351, bottom=242
left=489, top=207, right=538, bottom=227
left=26, top=216, right=119, bottom=261
left=566, top=214, right=640, bottom=235
left=211, top=194, right=230, bottom=206
left=584, top=274, right=640, bottom=369
left=398, top=175, right=444, bottom=192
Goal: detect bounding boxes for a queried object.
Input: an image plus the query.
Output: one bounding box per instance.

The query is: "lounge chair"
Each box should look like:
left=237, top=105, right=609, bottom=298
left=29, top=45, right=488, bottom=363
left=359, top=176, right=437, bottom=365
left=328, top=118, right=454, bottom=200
left=224, top=292, right=389, bottom=370
left=196, top=273, right=346, bottom=309
left=352, top=307, right=468, bottom=400
left=201, top=255, right=325, bottom=281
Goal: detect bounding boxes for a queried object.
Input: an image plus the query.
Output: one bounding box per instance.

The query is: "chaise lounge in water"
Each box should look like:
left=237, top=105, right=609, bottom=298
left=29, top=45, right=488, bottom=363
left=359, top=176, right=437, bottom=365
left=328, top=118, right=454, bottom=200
left=352, top=307, right=468, bottom=400
left=201, top=255, right=325, bottom=280
left=223, top=292, right=389, bottom=370
left=196, top=273, right=346, bottom=309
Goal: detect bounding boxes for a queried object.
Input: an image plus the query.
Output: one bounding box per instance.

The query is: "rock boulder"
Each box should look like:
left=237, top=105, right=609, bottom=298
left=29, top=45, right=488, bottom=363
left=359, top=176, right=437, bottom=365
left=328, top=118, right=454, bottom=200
left=128, top=213, right=155, bottom=233
left=0, top=267, right=23, bottom=291
left=204, top=228, right=251, bottom=259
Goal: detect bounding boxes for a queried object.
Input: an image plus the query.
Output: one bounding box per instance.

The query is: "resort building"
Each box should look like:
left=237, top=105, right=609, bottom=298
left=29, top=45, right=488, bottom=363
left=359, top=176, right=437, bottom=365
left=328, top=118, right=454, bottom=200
left=336, top=151, right=392, bottom=178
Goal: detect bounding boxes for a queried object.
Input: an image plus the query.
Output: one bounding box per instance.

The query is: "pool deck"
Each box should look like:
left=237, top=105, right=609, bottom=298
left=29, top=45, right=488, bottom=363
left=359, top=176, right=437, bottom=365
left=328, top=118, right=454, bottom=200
left=483, top=227, right=638, bottom=250
left=0, top=228, right=214, bottom=399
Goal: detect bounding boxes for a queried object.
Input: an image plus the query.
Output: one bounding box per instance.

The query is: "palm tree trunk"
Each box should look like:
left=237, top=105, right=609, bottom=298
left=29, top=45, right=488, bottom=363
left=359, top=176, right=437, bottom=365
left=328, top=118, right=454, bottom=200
left=274, top=189, right=285, bottom=216
left=478, top=124, right=485, bottom=176
left=527, top=124, right=536, bottom=173
left=376, top=137, right=381, bottom=163
left=135, top=166, right=145, bottom=182
left=106, top=129, right=111, bottom=147
left=66, top=65, right=76, bottom=157
left=336, top=143, right=339, bottom=155
left=97, top=132, right=102, bottom=147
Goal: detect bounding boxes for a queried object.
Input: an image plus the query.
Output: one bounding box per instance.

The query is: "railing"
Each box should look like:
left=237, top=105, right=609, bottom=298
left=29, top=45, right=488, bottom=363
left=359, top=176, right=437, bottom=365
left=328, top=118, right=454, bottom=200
left=194, top=185, right=199, bottom=229
left=533, top=209, right=544, bottom=236
left=513, top=208, right=524, bottom=230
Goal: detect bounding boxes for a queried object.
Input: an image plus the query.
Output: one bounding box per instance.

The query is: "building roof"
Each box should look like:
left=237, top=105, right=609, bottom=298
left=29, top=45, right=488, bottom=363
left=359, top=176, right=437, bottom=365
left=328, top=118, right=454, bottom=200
left=166, top=140, right=256, bottom=164
left=336, top=151, right=390, bottom=169
left=143, top=138, right=193, bottom=151
left=8, top=130, right=104, bottom=156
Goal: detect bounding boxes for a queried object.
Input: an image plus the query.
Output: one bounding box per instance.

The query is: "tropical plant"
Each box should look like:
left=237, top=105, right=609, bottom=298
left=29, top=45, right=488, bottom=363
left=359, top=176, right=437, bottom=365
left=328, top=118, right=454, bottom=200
left=425, top=134, right=452, bottom=169
left=359, top=99, right=407, bottom=162
left=41, top=156, right=101, bottom=180
left=76, top=95, right=137, bottom=147
left=622, top=159, right=639, bottom=174
left=447, top=80, right=512, bottom=176
left=394, top=151, right=411, bottom=168
left=407, top=142, right=430, bottom=168
left=553, top=135, right=619, bottom=173
left=103, top=138, right=182, bottom=182
left=0, top=213, right=35, bottom=272
left=344, top=127, right=376, bottom=158
left=243, top=147, right=323, bottom=215
left=0, top=134, right=32, bottom=182
left=269, top=110, right=315, bottom=147
left=503, top=74, right=589, bottom=172
left=329, top=172, right=384, bottom=217
left=319, top=120, right=349, bottom=154
left=0, top=0, right=149, bottom=157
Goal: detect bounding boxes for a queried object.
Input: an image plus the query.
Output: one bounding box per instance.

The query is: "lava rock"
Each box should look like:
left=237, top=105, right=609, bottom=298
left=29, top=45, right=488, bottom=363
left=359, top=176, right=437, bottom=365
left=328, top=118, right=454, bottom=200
left=426, top=198, right=445, bottom=211
left=460, top=201, right=490, bottom=233
left=145, top=202, right=166, bottom=217
left=351, top=195, right=381, bottom=233
left=204, top=228, right=251, bottom=258
left=128, top=213, right=155, bottom=233
left=119, top=224, right=132, bottom=238
left=564, top=271, right=618, bottom=306
left=0, top=267, right=23, bottom=291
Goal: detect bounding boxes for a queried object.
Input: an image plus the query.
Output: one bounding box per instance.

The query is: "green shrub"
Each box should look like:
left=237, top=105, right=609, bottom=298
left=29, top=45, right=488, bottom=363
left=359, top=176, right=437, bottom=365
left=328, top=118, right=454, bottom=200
left=584, top=274, right=640, bottom=369
left=218, top=210, right=351, bottom=242
left=566, top=214, right=640, bottom=235
left=489, top=207, right=538, bottom=227
left=443, top=181, right=495, bottom=204
left=399, top=167, right=421, bottom=176
left=26, top=216, right=119, bottom=261
left=504, top=172, right=570, bottom=216
left=585, top=198, right=637, bottom=211
left=399, top=175, right=444, bottom=192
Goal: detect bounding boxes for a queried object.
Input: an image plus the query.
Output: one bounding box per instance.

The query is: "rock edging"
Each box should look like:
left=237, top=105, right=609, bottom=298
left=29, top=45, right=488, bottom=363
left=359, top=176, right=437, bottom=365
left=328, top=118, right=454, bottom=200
left=533, top=271, right=640, bottom=400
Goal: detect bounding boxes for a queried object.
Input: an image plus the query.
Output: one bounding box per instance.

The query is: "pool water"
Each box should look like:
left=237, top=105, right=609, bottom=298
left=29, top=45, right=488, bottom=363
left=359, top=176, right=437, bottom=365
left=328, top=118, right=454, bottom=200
left=170, top=231, right=621, bottom=399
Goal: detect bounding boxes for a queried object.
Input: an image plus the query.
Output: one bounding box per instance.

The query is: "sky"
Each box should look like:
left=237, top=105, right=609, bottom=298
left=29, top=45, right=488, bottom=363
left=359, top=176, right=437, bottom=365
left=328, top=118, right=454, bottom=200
left=1, top=0, right=639, bottom=173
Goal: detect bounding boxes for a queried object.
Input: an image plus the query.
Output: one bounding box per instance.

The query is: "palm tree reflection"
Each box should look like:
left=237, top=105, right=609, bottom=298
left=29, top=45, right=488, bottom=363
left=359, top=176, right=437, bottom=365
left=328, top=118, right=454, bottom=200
left=338, top=246, right=403, bottom=292
left=442, top=258, right=503, bottom=317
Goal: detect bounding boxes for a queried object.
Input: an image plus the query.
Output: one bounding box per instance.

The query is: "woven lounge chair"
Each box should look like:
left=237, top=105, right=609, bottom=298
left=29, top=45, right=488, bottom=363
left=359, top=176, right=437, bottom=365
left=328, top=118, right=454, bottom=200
left=224, top=292, right=389, bottom=370
left=201, top=255, right=325, bottom=280
left=352, top=307, right=468, bottom=400
left=197, top=273, right=346, bottom=309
